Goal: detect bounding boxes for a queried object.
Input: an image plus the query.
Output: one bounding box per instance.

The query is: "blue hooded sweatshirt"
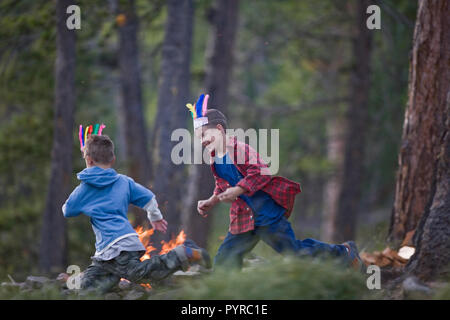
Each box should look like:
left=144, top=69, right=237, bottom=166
left=62, top=166, right=154, bottom=255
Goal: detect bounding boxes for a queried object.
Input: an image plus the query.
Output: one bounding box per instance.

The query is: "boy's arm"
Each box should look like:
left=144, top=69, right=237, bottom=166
left=62, top=185, right=84, bottom=218
left=128, top=177, right=163, bottom=222
left=143, top=197, right=163, bottom=222
left=144, top=197, right=167, bottom=233
left=197, top=176, right=223, bottom=216
left=213, top=175, right=225, bottom=197
left=236, top=144, right=271, bottom=197
left=129, top=177, right=154, bottom=207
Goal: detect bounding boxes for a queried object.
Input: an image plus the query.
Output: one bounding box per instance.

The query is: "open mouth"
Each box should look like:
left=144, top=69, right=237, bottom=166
left=202, top=136, right=215, bottom=148
left=203, top=140, right=212, bottom=148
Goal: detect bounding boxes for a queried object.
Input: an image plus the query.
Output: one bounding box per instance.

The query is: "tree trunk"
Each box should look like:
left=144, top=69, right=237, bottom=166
left=321, top=116, right=346, bottom=242
left=181, top=0, right=239, bottom=248
left=390, top=0, right=450, bottom=281
left=388, top=0, right=450, bottom=247
left=408, top=98, right=450, bottom=281
left=204, top=0, right=239, bottom=113
left=116, top=0, right=151, bottom=227
left=152, top=0, right=193, bottom=243
left=333, top=0, right=373, bottom=242
left=40, top=0, right=76, bottom=274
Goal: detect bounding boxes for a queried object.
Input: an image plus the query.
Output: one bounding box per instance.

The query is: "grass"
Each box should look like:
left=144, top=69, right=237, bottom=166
left=157, top=256, right=382, bottom=300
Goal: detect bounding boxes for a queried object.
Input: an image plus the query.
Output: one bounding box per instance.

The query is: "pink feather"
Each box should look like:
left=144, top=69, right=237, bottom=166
left=98, top=124, right=106, bottom=135
left=202, top=94, right=209, bottom=117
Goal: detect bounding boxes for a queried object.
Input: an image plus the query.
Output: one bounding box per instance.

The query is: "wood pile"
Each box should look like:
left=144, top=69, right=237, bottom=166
left=360, top=230, right=416, bottom=269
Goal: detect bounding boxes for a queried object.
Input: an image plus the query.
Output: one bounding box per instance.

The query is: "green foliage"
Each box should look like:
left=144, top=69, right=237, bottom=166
left=434, top=283, right=450, bottom=300
left=0, top=0, right=55, bottom=280
left=163, top=256, right=376, bottom=300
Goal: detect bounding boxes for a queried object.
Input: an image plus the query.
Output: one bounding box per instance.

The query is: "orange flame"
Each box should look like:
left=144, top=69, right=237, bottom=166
left=135, top=226, right=158, bottom=260
left=120, top=227, right=187, bottom=291
left=160, top=230, right=187, bottom=255
left=135, top=226, right=186, bottom=261
left=141, top=283, right=152, bottom=290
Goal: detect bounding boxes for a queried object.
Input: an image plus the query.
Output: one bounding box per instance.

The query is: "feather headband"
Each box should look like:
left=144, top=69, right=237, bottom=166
left=78, top=123, right=106, bottom=150
left=186, top=94, right=210, bottom=129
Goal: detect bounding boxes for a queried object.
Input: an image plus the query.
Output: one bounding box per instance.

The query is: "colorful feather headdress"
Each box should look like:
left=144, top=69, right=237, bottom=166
left=186, top=94, right=210, bottom=129
left=78, top=123, right=106, bottom=150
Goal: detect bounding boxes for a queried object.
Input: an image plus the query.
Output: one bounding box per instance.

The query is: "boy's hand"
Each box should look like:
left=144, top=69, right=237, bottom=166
left=218, top=186, right=245, bottom=203
left=197, top=195, right=219, bottom=217
left=151, top=218, right=168, bottom=234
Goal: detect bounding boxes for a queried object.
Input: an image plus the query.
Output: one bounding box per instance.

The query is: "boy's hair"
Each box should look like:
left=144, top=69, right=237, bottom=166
left=85, top=135, right=115, bottom=164
left=204, top=108, right=227, bottom=130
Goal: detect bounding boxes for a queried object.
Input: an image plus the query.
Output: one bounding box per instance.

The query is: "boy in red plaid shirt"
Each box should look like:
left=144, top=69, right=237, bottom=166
left=188, top=95, right=364, bottom=271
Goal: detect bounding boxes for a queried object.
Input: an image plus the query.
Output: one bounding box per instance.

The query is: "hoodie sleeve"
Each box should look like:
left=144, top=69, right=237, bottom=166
left=62, top=184, right=84, bottom=218
left=128, top=178, right=155, bottom=209
left=143, top=197, right=163, bottom=222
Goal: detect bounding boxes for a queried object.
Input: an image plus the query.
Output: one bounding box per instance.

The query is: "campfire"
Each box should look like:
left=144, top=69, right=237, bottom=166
left=135, top=226, right=187, bottom=261
left=120, top=227, right=187, bottom=289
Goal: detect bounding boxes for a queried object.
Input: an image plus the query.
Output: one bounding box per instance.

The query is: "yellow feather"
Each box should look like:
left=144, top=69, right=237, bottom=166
left=186, top=103, right=197, bottom=118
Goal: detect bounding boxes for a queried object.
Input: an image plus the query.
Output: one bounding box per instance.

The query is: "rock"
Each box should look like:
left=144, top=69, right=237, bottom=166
left=188, top=264, right=211, bottom=274
left=403, top=276, right=432, bottom=298
left=1, top=282, right=21, bottom=291
left=173, top=270, right=201, bottom=277
left=130, top=282, right=147, bottom=292
left=118, top=279, right=132, bottom=290
left=19, top=282, right=31, bottom=291
left=56, top=273, right=69, bottom=283
left=56, top=273, right=69, bottom=288
left=123, top=289, right=145, bottom=300
left=105, top=292, right=121, bottom=300
left=25, top=276, right=51, bottom=289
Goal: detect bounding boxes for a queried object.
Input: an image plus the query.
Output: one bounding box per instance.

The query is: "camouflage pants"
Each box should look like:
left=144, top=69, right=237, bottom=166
left=80, top=248, right=188, bottom=293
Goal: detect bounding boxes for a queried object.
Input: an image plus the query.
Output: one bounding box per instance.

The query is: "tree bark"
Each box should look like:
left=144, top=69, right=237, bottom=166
left=388, top=0, right=450, bottom=246
left=182, top=0, right=239, bottom=248
left=152, top=0, right=193, bottom=242
left=391, top=0, right=450, bottom=281
left=321, top=116, right=346, bottom=242
left=204, top=0, right=239, bottom=114
left=408, top=96, right=450, bottom=281
left=333, top=0, right=373, bottom=242
left=116, top=0, right=151, bottom=227
left=40, top=0, right=76, bottom=274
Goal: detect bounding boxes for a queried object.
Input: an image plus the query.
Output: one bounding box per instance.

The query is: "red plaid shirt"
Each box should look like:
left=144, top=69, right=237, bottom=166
left=211, top=136, right=301, bottom=234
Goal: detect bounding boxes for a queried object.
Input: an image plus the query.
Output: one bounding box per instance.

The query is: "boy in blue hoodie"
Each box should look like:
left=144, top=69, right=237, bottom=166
left=63, top=134, right=210, bottom=293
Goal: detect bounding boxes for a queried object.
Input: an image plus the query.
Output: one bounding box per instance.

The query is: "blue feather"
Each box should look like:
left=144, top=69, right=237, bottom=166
left=196, top=94, right=205, bottom=117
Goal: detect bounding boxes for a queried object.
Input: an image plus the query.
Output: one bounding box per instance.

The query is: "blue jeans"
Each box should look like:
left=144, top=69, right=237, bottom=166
left=214, top=217, right=348, bottom=269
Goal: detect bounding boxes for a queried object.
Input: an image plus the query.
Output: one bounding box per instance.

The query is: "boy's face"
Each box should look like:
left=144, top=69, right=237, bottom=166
left=195, top=125, right=225, bottom=153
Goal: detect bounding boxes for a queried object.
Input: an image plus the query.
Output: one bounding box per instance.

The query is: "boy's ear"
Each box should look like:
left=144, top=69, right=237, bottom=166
left=85, top=155, right=94, bottom=166
left=111, top=156, right=116, bottom=166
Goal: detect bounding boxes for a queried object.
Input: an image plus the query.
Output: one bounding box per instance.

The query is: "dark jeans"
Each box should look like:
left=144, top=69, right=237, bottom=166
left=80, top=249, right=185, bottom=293
left=214, top=217, right=348, bottom=269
